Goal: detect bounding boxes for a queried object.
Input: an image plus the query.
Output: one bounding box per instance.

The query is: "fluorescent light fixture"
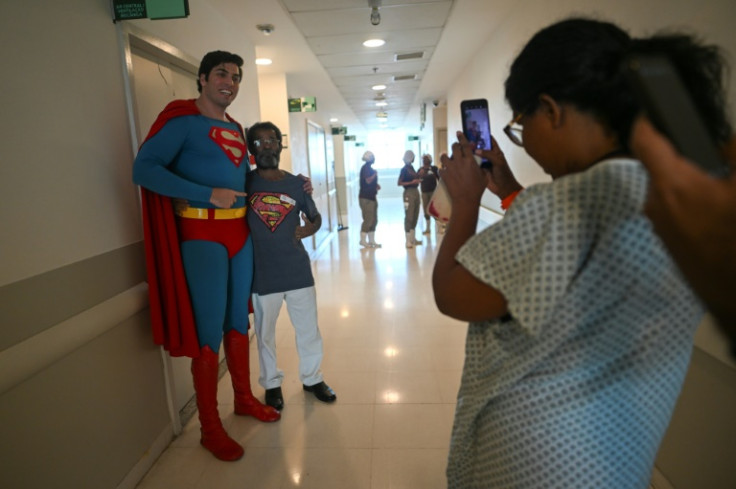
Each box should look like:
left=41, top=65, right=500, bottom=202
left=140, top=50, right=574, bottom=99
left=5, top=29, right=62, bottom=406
left=330, top=118, right=338, bottom=122
left=372, top=84, right=387, bottom=91
left=255, top=58, right=272, bottom=65
left=375, top=101, right=388, bottom=107
left=363, top=39, right=385, bottom=48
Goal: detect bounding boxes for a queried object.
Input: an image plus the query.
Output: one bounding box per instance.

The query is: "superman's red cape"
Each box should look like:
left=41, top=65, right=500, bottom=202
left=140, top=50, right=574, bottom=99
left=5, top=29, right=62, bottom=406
left=139, top=99, right=247, bottom=358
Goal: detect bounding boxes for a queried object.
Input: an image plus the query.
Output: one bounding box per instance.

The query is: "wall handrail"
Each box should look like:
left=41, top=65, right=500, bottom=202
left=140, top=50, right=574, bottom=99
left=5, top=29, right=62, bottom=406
left=0, top=283, right=149, bottom=395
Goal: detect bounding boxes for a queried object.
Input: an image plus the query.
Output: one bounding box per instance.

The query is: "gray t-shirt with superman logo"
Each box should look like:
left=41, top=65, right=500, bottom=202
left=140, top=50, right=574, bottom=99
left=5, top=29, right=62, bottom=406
left=247, top=171, right=320, bottom=295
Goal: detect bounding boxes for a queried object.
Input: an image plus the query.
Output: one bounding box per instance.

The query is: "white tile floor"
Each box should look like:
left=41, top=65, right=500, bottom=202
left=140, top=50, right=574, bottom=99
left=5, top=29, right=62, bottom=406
left=135, top=195, right=467, bottom=489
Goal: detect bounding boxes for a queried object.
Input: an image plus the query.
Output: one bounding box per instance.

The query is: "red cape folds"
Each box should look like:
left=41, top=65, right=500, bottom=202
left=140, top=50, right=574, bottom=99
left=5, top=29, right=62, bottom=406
left=139, top=99, right=247, bottom=358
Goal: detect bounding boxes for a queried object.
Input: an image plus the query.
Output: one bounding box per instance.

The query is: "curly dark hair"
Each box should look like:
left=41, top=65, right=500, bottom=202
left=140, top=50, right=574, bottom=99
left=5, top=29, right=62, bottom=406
left=504, top=18, right=732, bottom=151
left=505, top=18, right=635, bottom=148
left=628, top=34, right=732, bottom=145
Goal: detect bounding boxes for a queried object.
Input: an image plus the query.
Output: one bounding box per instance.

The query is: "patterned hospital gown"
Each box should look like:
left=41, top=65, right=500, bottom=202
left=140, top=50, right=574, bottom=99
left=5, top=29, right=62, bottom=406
left=447, top=158, right=703, bottom=488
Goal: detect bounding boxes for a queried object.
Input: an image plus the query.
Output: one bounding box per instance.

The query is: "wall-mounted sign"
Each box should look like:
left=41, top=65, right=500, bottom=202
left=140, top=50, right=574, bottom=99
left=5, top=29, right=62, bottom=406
left=355, top=142, right=364, bottom=147
left=344, top=135, right=356, bottom=141
left=331, top=126, right=348, bottom=135
left=288, top=97, right=317, bottom=113
left=112, top=0, right=189, bottom=21
left=408, top=135, right=420, bottom=141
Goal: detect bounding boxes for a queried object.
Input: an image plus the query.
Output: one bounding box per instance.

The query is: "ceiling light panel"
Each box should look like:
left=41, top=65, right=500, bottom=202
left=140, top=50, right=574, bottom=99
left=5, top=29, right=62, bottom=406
left=307, top=30, right=441, bottom=56
left=363, top=39, right=385, bottom=47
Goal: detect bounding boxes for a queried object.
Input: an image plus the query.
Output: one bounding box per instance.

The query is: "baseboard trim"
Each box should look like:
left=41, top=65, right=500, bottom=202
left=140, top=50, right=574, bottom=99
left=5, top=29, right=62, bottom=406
left=650, top=465, right=675, bottom=489
left=116, top=424, right=174, bottom=489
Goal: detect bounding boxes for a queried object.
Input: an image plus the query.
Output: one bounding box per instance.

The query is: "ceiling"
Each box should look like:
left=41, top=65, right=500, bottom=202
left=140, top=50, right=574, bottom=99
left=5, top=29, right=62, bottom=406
left=283, top=0, right=452, bottom=132
left=214, top=0, right=512, bottom=135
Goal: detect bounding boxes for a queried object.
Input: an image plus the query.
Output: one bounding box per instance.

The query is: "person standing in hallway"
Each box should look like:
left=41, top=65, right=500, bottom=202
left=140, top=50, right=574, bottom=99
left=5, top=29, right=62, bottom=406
left=358, top=150, right=382, bottom=248
left=132, top=50, right=280, bottom=462
left=397, top=150, right=422, bottom=247
left=246, top=121, right=337, bottom=411
left=433, top=19, right=713, bottom=488
left=417, top=153, right=440, bottom=235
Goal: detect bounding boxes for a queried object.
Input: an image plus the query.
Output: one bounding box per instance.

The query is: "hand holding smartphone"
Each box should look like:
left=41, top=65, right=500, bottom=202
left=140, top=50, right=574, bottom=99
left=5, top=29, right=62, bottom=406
left=428, top=99, right=493, bottom=222
left=461, top=98, right=493, bottom=169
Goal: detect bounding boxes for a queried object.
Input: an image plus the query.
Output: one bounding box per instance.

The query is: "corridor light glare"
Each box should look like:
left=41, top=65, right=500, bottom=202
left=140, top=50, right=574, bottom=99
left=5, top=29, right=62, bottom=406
left=255, top=58, right=272, bottom=65
left=372, top=84, right=387, bottom=91
left=383, top=298, right=394, bottom=310
left=340, top=308, right=350, bottom=318
left=383, top=390, right=400, bottom=403
left=384, top=347, right=399, bottom=358
left=363, top=38, right=385, bottom=48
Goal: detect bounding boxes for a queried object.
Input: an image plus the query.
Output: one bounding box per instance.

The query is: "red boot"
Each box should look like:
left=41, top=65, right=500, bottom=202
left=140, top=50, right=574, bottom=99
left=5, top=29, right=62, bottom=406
left=191, top=346, right=244, bottom=461
left=224, top=330, right=281, bottom=422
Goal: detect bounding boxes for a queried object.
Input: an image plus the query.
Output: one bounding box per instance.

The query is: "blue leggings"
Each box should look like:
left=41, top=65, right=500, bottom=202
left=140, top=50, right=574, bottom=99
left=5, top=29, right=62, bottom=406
left=180, top=238, right=254, bottom=351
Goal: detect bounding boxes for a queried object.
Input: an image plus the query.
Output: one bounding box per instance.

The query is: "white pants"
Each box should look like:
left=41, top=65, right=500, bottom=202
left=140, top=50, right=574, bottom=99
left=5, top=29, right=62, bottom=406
left=252, top=286, right=324, bottom=389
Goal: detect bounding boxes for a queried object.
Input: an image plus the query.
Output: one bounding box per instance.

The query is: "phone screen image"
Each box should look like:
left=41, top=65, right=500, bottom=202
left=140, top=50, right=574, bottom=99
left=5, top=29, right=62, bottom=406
left=461, top=99, right=492, bottom=168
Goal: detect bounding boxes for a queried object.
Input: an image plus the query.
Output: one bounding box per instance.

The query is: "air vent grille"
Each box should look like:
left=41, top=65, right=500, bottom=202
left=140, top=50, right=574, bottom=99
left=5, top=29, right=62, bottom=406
left=392, top=74, right=416, bottom=82
left=395, top=51, right=424, bottom=61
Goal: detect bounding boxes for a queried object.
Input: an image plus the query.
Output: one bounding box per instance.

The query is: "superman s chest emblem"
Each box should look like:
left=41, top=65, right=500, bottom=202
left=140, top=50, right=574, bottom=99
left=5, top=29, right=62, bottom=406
left=249, top=192, right=296, bottom=232
left=209, top=127, right=246, bottom=167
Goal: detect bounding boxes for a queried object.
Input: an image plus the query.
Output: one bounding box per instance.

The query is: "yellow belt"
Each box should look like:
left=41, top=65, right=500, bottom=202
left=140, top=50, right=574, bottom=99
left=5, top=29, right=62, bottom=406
left=176, top=207, right=246, bottom=220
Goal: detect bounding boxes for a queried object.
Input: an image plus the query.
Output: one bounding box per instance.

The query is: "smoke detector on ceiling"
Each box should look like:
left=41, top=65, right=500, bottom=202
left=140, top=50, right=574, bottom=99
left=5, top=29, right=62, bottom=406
left=369, top=0, right=382, bottom=26
left=256, top=24, right=275, bottom=35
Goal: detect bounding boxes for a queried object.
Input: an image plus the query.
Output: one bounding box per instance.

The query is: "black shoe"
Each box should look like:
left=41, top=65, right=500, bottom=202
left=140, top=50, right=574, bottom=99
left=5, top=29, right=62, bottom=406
left=265, top=387, right=284, bottom=411
left=302, top=381, right=337, bottom=403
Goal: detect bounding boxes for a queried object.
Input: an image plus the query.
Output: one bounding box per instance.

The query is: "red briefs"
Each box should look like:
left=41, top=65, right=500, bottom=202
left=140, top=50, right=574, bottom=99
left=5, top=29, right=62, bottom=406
left=177, top=217, right=248, bottom=258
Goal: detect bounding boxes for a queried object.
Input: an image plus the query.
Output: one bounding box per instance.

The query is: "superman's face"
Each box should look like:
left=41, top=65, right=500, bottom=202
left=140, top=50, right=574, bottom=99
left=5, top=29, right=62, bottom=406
left=199, top=62, right=241, bottom=109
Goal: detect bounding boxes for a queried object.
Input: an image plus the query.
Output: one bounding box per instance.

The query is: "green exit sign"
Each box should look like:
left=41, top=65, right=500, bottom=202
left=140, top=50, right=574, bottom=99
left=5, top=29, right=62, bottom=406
left=113, top=0, right=189, bottom=21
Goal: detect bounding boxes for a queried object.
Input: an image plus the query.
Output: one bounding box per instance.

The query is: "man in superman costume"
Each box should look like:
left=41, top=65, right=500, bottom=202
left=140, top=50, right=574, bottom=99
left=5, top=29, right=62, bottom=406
left=133, top=51, right=279, bottom=462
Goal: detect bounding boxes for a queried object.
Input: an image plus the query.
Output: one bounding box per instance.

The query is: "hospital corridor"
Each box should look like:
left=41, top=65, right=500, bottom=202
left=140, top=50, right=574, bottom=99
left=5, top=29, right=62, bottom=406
left=135, top=196, right=467, bottom=489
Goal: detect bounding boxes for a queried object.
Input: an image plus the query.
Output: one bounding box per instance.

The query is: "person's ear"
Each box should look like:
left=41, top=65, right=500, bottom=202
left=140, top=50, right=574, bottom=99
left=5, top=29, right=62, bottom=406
left=538, top=94, right=564, bottom=128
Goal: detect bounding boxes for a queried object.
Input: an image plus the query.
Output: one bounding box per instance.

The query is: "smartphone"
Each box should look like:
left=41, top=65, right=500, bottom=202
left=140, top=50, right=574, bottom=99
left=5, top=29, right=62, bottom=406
left=623, top=54, right=727, bottom=176
left=461, top=98, right=492, bottom=169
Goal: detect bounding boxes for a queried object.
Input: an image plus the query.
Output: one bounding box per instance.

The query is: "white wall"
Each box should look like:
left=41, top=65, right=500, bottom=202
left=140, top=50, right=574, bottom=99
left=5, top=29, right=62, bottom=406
left=257, top=72, right=292, bottom=171
left=0, top=1, right=263, bottom=487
